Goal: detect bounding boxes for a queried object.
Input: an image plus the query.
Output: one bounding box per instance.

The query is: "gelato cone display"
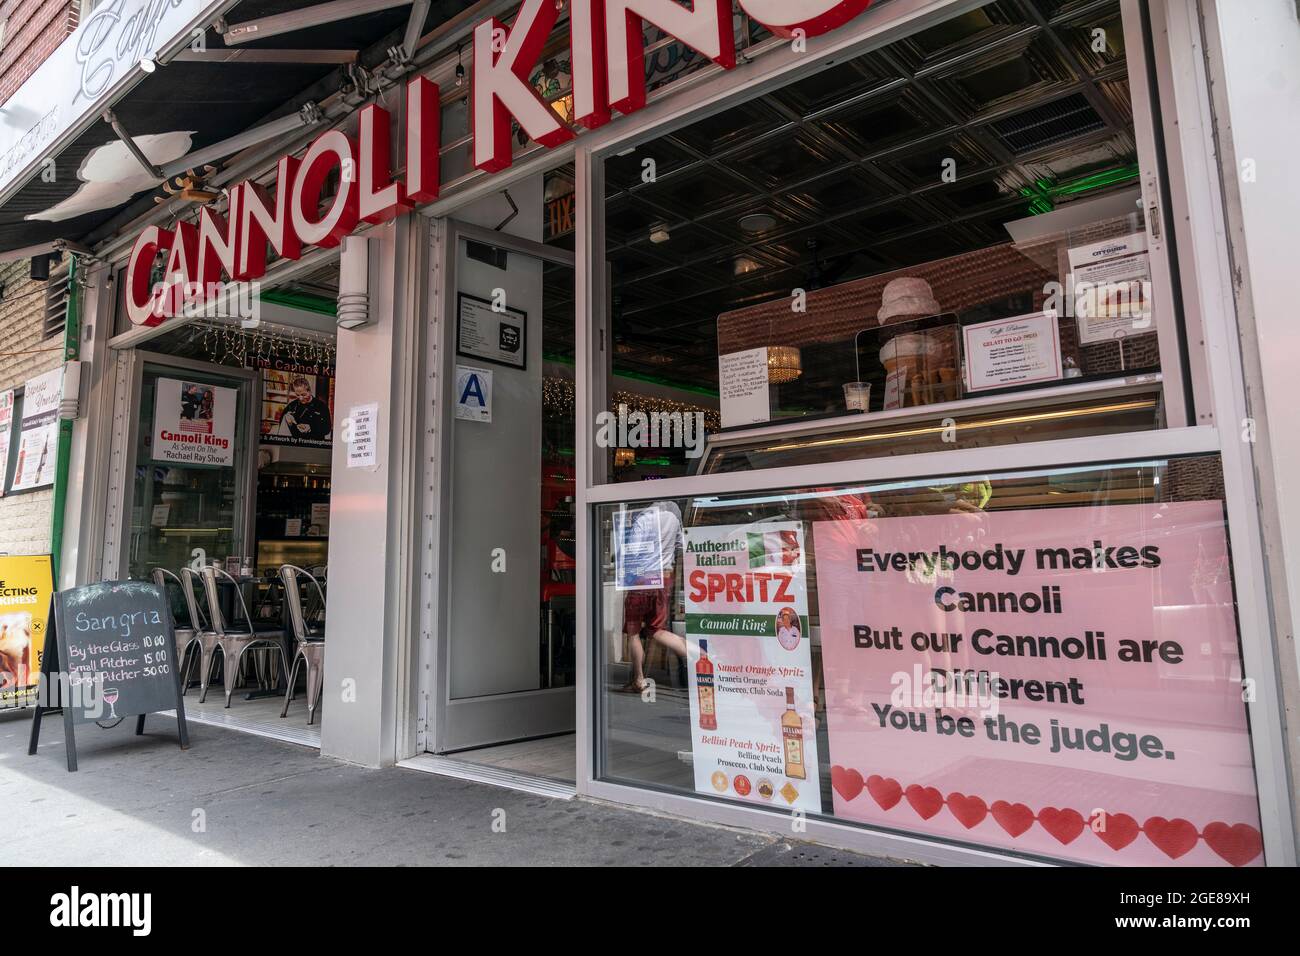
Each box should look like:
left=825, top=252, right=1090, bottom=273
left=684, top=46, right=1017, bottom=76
left=878, top=327, right=961, bottom=409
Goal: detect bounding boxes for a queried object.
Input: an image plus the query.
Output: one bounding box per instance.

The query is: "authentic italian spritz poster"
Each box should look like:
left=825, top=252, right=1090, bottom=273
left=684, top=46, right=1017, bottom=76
left=684, top=523, right=821, bottom=814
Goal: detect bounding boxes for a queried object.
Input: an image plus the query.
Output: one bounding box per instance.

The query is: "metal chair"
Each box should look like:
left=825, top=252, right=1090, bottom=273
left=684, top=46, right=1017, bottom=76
left=199, top=565, right=288, bottom=708
left=279, top=565, right=326, bottom=724
left=150, top=568, right=204, bottom=694
left=179, top=568, right=221, bottom=700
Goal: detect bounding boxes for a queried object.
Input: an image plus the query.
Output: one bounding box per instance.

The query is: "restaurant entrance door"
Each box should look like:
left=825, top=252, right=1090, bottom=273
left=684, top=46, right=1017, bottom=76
left=428, top=219, right=578, bottom=762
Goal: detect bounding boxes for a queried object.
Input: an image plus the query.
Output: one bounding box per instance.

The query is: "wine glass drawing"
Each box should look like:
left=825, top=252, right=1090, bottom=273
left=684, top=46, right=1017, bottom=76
left=102, top=687, right=120, bottom=720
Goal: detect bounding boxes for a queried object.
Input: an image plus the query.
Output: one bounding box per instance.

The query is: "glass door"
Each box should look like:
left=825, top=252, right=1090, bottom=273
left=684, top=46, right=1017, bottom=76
left=122, top=357, right=257, bottom=582
left=431, top=222, right=577, bottom=753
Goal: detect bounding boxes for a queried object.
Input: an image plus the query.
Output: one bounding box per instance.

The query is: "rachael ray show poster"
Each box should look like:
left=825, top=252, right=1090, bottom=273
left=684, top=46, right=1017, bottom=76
left=0, top=554, right=54, bottom=709
left=259, top=361, right=336, bottom=449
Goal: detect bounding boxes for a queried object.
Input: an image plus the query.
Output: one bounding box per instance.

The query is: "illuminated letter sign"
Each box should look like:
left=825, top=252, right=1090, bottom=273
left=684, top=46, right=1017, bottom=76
left=236, top=155, right=302, bottom=282
left=291, top=129, right=361, bottom=248
left=472, top=0, right=574, bottom=173
left=602, top=1, right=735, bottom=116
left=359, top=104, right=411, bottom=224
left=406, top=75, right=441, bottom=204
left=122, top=0, right=884, bottom=326
left=126, top=225, right=173, bottom=327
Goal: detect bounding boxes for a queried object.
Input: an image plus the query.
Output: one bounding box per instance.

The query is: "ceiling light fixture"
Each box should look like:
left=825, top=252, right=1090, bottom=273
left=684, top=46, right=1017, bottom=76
left=767, top=345, right=803, bottom=384
left=138, top=56, right=158, bottom=73
left=734, top=255, right=762, bottom=276
left=649, top=222, right=670, bottom=244
left=739, top=212, right=777, bottom=234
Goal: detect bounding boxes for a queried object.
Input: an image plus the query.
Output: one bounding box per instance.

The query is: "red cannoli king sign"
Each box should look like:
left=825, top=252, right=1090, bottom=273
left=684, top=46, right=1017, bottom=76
left=126, top=0, right=875, bottom=326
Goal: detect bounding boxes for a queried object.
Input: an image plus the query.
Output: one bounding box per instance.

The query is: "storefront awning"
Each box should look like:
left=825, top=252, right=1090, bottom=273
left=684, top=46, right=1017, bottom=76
left=0, top=0, right=481, bottom=258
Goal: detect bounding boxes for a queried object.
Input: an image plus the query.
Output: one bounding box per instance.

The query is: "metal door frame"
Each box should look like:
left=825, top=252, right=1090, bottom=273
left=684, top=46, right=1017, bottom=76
left=104, top=350, right=259, bottom=582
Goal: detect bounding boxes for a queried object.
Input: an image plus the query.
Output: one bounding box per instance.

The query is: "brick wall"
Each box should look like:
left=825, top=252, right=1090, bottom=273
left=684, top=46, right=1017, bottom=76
left=0, top=0, right=78, bottom=105
left=0, top=258, right=60, bottom=554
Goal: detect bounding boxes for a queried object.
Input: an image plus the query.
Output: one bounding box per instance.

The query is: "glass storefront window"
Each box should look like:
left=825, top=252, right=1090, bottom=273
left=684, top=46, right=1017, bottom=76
left=596, top=456, right=1264, bottom=866
left=602, top=0, right=1169, bottom=482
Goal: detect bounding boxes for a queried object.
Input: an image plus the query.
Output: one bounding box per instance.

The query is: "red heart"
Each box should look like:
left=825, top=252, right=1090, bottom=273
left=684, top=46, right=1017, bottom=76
left=904, top=784, right=944, bottom=820
left=1093, top=812, right=1141, bottom=852
left=946, top=792, right=988, bottom=830
left=866, top=774, right=902, bottom=811
left=990, top=800, right=1035, bottom=838
left=1202, top=822, right=1263, bottom=867
left=1038, top=807, right=1085, bottom=845
left=831, top=766, right=864, bottom=803
left=1143, top=817, right=1199, bottom=860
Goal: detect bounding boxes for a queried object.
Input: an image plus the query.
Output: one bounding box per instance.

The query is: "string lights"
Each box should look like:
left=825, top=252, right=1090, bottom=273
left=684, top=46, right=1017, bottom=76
left=541, top=377, right=721, bottom=431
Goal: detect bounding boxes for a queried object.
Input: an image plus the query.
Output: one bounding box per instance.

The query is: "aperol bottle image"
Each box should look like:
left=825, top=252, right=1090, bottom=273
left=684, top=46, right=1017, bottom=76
left=696, top=639, right=717, bottom=730
left=781, top=687, right=806, bottom=779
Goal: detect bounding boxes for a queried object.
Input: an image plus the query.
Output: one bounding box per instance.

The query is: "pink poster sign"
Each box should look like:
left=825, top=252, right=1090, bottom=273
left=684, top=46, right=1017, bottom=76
left=814, top=501, right=1263, bottom=866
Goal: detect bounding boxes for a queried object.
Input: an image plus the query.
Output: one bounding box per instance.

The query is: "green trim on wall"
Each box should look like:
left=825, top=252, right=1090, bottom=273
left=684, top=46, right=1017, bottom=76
left=50, top=256, right=81, bottom=584
left=261, top=289, right=338, bottom=317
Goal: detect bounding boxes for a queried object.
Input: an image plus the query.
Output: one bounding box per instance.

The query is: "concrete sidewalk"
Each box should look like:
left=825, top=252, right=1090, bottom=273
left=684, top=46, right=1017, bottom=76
left=0, top=712, right=909, bottom=867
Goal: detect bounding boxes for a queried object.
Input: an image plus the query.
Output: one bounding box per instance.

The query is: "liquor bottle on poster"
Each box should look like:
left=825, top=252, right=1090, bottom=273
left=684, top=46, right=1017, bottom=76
left=781, top=686, right=806, bottom=779
left=696, top=639, right=717, bottom=730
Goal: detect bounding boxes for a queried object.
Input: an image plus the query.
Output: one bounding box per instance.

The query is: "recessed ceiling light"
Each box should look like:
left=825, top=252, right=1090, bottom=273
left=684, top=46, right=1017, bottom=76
left=739, top=212, right=777, bottom=234
left=734, top=255, right=762, bottom=275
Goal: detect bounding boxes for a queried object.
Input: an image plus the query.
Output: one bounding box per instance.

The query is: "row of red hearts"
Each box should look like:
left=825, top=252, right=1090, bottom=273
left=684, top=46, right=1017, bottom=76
left=830, top=767, right=1263, bottom=867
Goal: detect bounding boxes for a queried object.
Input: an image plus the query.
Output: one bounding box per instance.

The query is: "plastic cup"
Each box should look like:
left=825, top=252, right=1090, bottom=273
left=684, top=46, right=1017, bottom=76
left=843, top=382, right=872, bottom=412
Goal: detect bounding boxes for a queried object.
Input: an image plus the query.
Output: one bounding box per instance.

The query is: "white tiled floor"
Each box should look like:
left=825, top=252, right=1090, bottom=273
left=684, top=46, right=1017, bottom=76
left=164, top=688, right=321, bottom=750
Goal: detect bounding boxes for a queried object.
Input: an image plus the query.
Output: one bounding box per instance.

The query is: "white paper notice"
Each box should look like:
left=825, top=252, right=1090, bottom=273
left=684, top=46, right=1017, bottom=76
left=718, top=348, right=770, bottom=428
left=963, top=311, right=1063, bottom=393
left=346, top=403, right=379, bottom=469
left=10, top=368, right=63, bottom=491
left=310, top=502, right=330, bottom=534
left=1068, top=231, right=1154, bottom=344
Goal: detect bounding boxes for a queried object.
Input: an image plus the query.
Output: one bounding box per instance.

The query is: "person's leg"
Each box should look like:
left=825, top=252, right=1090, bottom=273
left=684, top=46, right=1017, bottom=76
left=625, top=625, right=647, bottom=688
left=628, top=632, right=647, bottom=686
left=650, top=628, right=687, bottom=660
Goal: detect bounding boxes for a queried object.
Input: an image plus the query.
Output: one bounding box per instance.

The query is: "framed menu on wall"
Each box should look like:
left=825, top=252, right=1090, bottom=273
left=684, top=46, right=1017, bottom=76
left=963, top=311, right=1063, bottom=394
left=456, top=293, right=527, bottom=371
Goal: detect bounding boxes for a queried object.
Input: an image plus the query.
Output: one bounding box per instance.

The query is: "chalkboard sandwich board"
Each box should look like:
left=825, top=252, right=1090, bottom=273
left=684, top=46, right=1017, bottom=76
left=28, top=581, right=190, bottom=771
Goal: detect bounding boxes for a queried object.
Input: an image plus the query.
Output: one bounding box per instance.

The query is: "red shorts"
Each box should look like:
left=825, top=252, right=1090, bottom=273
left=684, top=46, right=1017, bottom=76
left=623, top=575, right=674, bottom=636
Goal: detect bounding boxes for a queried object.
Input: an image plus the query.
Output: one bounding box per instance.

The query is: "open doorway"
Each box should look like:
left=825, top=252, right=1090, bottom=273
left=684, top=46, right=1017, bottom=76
left=122, top=261, right=340, bottom=750
left=421, top=169, right=580, bottom=787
